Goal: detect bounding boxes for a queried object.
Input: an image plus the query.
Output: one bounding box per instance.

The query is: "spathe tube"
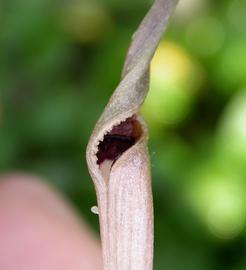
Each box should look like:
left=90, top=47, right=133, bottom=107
left=86, top=1, right=178, bottom=269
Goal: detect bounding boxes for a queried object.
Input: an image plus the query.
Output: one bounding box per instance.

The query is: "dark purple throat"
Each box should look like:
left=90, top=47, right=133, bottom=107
left=96, top=116, right=142, bottom=165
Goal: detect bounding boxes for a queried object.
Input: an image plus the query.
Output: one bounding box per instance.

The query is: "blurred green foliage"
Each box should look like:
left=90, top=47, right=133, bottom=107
left=1, top=0, right=246, bottom=269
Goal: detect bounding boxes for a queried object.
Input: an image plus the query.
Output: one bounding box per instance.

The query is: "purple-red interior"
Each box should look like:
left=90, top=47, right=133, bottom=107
left=96, top=116, right=142, bottom=165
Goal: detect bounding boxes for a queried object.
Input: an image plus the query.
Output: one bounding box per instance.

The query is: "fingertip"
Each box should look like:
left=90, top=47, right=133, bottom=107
left=0, top=173, right=102, bottom=270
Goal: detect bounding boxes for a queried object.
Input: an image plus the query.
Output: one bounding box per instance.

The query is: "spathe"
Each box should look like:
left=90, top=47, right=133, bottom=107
left=86, top=1, right=178, bottom=269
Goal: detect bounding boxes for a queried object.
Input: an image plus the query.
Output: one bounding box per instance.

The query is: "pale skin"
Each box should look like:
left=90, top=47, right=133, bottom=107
left=0, top=173, right=102, bottom=270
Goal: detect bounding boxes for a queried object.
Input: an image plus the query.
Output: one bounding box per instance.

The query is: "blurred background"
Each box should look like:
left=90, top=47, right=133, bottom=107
left=0, top=0, right=246, bottom=269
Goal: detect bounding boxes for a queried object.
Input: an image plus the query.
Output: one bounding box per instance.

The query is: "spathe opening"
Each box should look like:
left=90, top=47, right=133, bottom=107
left=96, top=115, right=142, bottom=166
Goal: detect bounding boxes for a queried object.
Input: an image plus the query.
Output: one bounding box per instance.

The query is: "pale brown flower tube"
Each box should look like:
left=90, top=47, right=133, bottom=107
left=86, top=0, right=178, bottom=269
